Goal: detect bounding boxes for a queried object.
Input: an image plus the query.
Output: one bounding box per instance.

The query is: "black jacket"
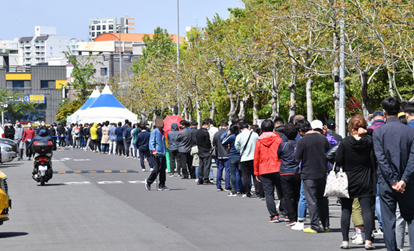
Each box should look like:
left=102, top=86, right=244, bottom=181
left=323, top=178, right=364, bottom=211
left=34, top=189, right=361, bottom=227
left=168, top=123, right=180, bottom=151
left=176, top=127, right=192, bottom=153
left=213, top=128, right=229, bottom=158
left=4, top=126, right=15, bottom=140
left=196, top=128, right=211, bottom=157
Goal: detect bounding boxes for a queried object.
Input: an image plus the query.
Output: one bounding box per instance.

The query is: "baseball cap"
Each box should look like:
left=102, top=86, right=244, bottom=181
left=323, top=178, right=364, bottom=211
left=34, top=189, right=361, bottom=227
left=311, top=120, right=323, bottom=130
left=326, top=120, right=335, bottom=129
left=373, top=110, right=384, bottom=117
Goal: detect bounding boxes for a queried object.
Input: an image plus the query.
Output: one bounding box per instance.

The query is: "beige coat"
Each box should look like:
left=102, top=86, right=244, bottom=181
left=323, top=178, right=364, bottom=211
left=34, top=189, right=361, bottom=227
left=101, top=126, right=110, bottom=144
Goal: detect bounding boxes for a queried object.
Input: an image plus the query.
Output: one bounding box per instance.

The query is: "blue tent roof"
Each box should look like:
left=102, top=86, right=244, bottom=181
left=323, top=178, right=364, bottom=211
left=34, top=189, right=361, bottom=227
left=87, top=85, right=125, bottom=109
left=79, top=89, right=100, bottom=110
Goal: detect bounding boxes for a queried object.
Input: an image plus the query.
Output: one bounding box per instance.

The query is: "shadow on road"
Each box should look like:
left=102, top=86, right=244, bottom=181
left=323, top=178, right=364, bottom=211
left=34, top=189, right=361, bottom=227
left=0, top=162, right=25, bottom=169
left=37, top=183, right=67, bottom=187
left=0, top=232, right=28, bottom=239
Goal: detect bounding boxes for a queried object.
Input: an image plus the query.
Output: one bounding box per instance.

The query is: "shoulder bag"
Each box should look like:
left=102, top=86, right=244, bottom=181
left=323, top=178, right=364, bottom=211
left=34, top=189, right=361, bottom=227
left=324, top=162, right=350, bottom=198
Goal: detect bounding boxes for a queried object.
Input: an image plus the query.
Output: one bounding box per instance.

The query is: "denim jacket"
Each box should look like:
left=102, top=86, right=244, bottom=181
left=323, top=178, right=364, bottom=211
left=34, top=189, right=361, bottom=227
left=149, top=128, right=167, bottom=156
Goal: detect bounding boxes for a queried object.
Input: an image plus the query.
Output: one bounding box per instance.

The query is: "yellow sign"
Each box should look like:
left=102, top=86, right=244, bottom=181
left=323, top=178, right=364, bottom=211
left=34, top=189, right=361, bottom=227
left=5, top=73, right=31, bottom=80
left=55, top=80, right=67, bottom=89
left=30, top=95, right=45, bottom=102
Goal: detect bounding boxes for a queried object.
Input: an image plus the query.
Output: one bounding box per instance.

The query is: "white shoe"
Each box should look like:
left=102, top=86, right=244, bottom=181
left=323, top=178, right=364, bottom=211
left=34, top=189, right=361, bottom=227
left=142, top=169, right=146, bottom=172
left=351, top=234, right=364, bottom=245
left=291, top=222, right=304, bottom=231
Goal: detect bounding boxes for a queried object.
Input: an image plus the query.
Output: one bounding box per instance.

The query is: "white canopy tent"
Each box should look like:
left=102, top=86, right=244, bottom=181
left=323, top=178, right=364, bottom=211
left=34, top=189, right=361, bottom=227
left=70, top=88, right=100, bottom=123
left=77, top=85, right=138, bottom=124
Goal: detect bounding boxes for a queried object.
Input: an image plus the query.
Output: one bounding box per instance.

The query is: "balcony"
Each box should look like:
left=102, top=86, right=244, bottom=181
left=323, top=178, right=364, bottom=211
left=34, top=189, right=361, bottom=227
left=4, top=65, right=31, bottom=73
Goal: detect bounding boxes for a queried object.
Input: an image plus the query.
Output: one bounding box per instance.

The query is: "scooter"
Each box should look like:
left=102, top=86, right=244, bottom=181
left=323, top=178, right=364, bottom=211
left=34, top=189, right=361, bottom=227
left=32, top=141, right=54, bottom=186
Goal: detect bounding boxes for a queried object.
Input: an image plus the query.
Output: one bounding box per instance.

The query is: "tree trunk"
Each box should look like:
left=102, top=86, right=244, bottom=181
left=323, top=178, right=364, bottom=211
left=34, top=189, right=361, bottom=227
left=215, top=60, right=236, bottom=121
left=288, top=70, right=297, bottom=119
left=238, top=96, right=248, bottom=120
left=306, top=77, right=314, bottom=122
left=210, top=99, right=216, bottom=121
left=360, top=71, right=371, bottom=121
left=253, top=99, right=259, bottom=125
left=195, top=87, right=201, bottom=129
left=271, top=68, right=279, bottom=120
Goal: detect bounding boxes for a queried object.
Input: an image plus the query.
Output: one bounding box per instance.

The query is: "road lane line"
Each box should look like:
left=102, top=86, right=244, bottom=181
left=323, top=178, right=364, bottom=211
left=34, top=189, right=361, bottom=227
left=97, top=181, right=124, bottom=185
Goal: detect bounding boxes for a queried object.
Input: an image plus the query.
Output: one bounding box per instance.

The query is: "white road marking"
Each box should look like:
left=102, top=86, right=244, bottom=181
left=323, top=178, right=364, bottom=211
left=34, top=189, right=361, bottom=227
left=97, top=181, right=124, bottom=185
left=128, top=180, right=146, bottom=184
left=63, top=181, right=91, bottom=185
left=73, top=159, right=91, bottom=161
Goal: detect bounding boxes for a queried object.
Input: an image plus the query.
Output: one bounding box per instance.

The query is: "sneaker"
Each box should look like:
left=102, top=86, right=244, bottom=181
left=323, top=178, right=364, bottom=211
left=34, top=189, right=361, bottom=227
left=303, top=227, right=318, bottom=233
left=269, top=215, right=279, bottom=223
left=242, top=194, right=247, bottom=198
left=142, top=169, right=146, bottom=172
left=351, top=233, right=358, bottom=240
left=373, top=228, right=383, bottom=236
left=144, top=179, right=151, bottom=191
left=364, top=243, right=376, bottom=250
left=336, top=199, right=342, bottom=206
left=224, top=188, right=231, bottom=192
left=352, top=234, right=364, bottom=245
left=284, top=215, right=290, bottom=222
left=340, top=242, right=349, bottom=249
left=286, top=221, right=296, bottom=227
left=227, top=192, right=237, bottom=197
left=291, top=222, right=304, bottom=231
left=169, top=173, right=174, bottom=177
left=162, top=186, right=170, bottom=191
left=217, top=188, right=224, bottom=192
left=150, top=168, right=154, bottom=172
left=322, top=227, right=330, bottom=233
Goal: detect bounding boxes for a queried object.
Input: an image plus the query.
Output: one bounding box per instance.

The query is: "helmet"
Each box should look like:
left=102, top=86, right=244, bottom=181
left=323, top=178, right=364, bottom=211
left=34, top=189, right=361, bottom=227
left=38, top=129, right=49, bottom=136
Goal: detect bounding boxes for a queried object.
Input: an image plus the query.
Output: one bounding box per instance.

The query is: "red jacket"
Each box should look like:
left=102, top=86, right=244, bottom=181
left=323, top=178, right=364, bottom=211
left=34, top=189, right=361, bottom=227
left=254, top=132, right=282, bottom=176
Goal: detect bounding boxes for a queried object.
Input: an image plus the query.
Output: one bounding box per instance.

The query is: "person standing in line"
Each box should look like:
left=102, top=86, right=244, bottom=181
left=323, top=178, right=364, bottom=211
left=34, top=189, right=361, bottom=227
left=122, top=119, right=129, bottom=157
left=83, top=123, right=91, bottom=151
left=253, top=119, right=283, bottom=222
left=22, top=122, right=35, bottom=160
left=137, top=124, right=155, bottom=172
left=108, top=123, right=117, bottom=155
left=131, top=124, right=141, bottom=159
left=190, top=121, right=198, bottom=146
left=101, top=121, right=110, bottom=154
left=167, top=123, right=181, bottom=177
left=207, top=118, right=218, bottom=182
left=294, top=119, right=330, bottom=233
left=196, top=119, right=213, bottom=185
left=274, top=117, right=287, bottom=142
left=72, top=124, right=80, bottom=148
left=222, top=124, right=243, bottom=196
left=176, top=120, right=193, bottom=179
left=335, top=114, right=376, bottom=250
left=78, top=123, right=84, bottom=148
left=123, top=122, right=133, bottom=158
left=325, top=120, right=343, bottom=143
left=214, top=121, right=230, bottom=191
left=278, top=123, right=301, bottom=227
left=14, top=120, right=24, bottom=161
left=115, top=122, right=124, bottom=156
left=373, top=97, right=414, bottom=251
left=145, top=119, right=169, bottom=191
left=235, top=121, right=259, bottom=197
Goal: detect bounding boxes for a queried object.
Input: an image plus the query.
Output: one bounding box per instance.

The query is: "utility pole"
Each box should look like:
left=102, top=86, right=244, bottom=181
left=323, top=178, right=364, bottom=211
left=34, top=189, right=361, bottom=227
left=119, top=25, right=122, bottom=85
left=339, top=6, right=346, bottom=138
left=176, top=0, right=180, bottom=116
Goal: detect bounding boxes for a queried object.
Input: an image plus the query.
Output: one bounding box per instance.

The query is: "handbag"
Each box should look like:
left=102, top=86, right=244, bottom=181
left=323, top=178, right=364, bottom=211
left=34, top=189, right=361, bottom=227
left=211, top=148, right=217, bottom=158
left=324, top=162, right=350, bottom=198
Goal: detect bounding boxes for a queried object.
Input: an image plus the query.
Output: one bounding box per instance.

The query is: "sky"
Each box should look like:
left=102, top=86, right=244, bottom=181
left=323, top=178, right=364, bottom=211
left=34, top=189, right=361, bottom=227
left=0, top=0, right=244, bottom=41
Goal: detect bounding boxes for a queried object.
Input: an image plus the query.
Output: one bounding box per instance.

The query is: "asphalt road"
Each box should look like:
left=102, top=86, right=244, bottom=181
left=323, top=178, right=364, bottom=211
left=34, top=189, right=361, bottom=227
left=0, top=147, right=397, bottom=251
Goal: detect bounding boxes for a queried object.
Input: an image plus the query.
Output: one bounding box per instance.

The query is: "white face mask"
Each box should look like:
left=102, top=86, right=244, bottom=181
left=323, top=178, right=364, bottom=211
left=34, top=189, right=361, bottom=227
left=28, top=124, right=32, bottom=128
left=17, top=123, right=20, bottom=126
left=41, top=123, right=45, bottom=126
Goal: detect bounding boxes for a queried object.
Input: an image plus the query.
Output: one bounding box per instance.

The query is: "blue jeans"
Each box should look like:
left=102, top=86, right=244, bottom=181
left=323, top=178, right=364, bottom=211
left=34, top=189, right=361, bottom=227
left=298, top=180, right=307, bottom=221
left=229, top=157, right=243, bottom=193
left=375, top=182, right=383, bottom=230
left=216, top=159, right=230, bottom=189
left=133, top=144, right=138, bottom=158
left=101, top=144, right=109, bottom=153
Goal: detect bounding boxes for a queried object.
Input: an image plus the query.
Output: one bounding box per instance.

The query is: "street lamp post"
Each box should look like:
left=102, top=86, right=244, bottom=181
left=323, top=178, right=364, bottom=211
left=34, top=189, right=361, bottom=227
left=339, top=5, right=346, bottom=138
left=1, top=103, right=8, bottom=126
left=117, top=24, right=126, bottom=85
left=176, top=0, right=180, bottom=116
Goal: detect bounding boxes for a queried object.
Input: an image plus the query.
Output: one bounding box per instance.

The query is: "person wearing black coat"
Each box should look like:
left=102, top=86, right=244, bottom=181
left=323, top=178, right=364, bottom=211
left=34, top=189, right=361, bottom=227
left=335, top=114, right=376, bottom=250
left=4, top=124, right=15, bottom=140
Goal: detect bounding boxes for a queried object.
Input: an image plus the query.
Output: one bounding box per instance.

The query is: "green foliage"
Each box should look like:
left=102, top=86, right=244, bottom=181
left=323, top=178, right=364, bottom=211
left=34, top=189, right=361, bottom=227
left=64, top=50, right=99, bottom=102
left=0, top=89, right=38, bottom=122
left=55, top=99, right=82, bottom=123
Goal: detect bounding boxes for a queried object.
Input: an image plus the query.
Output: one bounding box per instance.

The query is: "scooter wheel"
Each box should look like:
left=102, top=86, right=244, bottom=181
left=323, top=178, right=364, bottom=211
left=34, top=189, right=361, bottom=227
left=40, top=176, right=45, bottom=186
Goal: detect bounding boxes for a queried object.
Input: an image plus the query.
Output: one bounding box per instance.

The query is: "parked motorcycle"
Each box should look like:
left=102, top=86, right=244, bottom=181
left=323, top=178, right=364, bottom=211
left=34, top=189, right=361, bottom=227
left=32, top=141, right=54, bottom=186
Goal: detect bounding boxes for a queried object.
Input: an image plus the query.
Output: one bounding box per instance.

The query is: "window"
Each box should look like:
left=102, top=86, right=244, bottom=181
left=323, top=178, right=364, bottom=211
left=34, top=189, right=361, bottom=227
left=109, top=25, right=113, bottom=30
left=40, top=80, right=54, bottom=89
left=91, top=26, right=95, bottom=31
left=6, top=80, right=30, bottom=89
left=102, top=25, right=106, bottom=30
left=100, top=68, right=108, bottom=76
left=97, top=25, right=101, bottom=30
left=92, top=32, right=95, bottom=37
left=97, top=32, right=101, bottom=36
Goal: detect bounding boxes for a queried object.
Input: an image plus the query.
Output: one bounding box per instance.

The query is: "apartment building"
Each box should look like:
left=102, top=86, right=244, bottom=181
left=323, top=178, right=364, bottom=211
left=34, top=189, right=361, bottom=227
left=88, top=17, right=135, bottom=41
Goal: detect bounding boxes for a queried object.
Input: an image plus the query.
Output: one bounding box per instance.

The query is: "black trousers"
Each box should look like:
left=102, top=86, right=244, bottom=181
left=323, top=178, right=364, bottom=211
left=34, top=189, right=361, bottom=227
left=179, top=152, right=192, bottom=178
left=169, top=150, right=180, bottom=174
left=25, top=141, right=32, bottom=158
left=260, top=172, right=280, bottom=218
left=379, top=180, right=414, bottom=251
left=147, top=156, right=166, bottom=188
left=341, top=197, right=374, bottom=241
left=240, top=160, right=254, bottom=195
left=198, top=154, right=212, bottom=183
left=280, top=174, right=301, bottom=221
left=116, top=140, right=124, bottom=155
left=303, top=178, right=330, bottom=231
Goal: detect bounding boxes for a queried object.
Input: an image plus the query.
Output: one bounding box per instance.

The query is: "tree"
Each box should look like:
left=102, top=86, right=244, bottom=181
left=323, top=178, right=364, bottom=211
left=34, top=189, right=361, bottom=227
left=64, top=50, right=100, bottom=102
left=0, top=89, right=38, bottom=122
